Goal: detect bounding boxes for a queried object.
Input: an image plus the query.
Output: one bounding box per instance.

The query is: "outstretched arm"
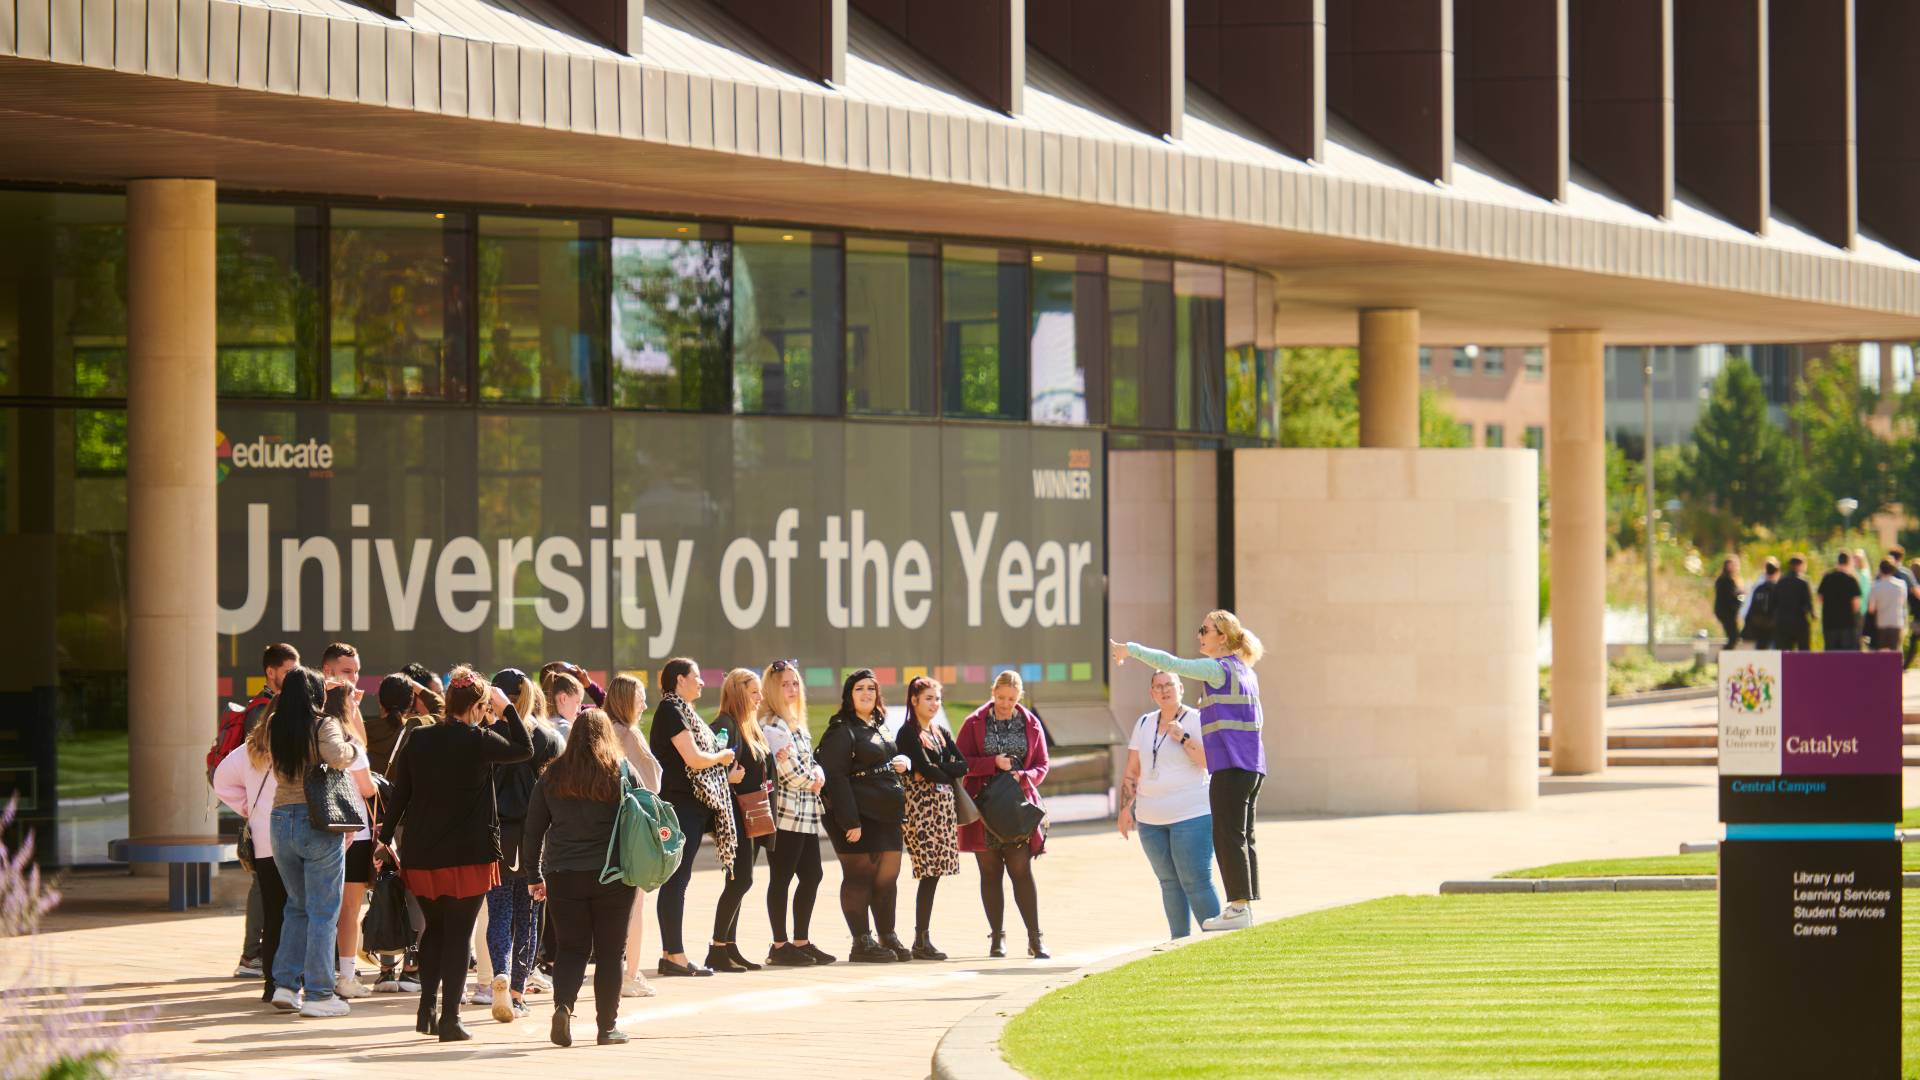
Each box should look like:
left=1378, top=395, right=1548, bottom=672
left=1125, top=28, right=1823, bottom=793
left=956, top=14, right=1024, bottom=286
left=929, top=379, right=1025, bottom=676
left=1109, top=640, right=1225, bottom=687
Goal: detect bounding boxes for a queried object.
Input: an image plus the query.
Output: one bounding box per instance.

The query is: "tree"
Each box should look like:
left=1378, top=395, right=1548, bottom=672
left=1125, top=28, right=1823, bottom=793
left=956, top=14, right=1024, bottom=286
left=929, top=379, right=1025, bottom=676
left=1684, top=356, right=1797, bottom=544
left=1278, top=347, right=1472, bottom=448
left=1788, top=345, right=1893, bottom=530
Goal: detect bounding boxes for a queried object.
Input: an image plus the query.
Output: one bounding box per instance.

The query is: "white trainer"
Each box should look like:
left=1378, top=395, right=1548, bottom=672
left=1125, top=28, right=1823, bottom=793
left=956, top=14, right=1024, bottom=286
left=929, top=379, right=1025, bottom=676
left=489, top=975, right=514, bottom=1023
left=1200, top=903, right=1252, bottom=932
left=334, top=976, right=372, bottom=999
left=299, top=995, right=351, bottom=1018
left=269, top=987, right=300, bottom=1011
left=620, top=975, right=657, bottom=999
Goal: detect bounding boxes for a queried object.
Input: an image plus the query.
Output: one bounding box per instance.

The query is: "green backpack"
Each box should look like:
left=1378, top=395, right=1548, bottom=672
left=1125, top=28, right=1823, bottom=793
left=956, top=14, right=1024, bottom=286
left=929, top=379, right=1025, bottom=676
left=600, top=769, right=685, bottom=891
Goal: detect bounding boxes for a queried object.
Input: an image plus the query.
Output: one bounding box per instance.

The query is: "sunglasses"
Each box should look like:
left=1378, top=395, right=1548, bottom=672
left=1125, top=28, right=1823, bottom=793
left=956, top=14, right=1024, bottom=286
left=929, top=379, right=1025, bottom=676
left=1196, top=624, right=1215, bottom=636
left=769, top=658, right=799, bottom=673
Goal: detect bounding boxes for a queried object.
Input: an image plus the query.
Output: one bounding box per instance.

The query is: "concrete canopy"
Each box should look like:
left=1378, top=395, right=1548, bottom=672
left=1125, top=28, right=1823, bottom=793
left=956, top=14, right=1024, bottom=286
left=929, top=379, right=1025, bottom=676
left=2, top=0, right=1918, bottom=346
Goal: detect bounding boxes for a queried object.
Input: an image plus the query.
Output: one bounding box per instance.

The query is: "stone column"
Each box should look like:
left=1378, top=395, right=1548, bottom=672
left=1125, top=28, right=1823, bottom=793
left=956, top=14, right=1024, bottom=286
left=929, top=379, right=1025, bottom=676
left=127, top=179, right=219, bottom=842
left=1357, top=308, right=1420, bottom=447
left=1548, top=328, right=1606, bottom=775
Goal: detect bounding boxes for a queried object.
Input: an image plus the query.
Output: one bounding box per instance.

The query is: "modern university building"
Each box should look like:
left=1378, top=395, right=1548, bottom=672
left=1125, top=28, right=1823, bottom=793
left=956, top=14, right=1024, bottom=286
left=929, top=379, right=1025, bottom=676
left=4, top=0, right=1919, bottom=862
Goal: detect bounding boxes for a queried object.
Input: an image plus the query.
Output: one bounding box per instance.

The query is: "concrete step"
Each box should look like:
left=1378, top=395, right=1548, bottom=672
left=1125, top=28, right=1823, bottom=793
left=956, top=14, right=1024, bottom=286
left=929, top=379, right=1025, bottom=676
left=1536, top=732, right=1717, bottom=751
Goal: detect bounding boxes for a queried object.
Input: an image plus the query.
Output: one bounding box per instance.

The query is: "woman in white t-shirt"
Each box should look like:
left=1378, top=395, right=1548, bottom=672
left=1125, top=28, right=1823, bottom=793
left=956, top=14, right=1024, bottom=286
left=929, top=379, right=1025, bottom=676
left=1117, top=671, right=1221, bottom=939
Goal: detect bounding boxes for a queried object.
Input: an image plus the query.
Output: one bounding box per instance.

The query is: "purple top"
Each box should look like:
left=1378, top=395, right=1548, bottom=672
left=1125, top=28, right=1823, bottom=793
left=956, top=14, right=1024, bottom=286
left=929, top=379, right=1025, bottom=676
left=1197, top=654, right=1265, bottom=775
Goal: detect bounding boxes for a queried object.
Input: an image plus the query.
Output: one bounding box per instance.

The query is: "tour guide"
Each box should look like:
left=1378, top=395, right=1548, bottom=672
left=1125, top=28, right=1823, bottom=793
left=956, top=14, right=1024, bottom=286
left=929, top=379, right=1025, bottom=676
left=1111, top=609, right=1267, bottom=931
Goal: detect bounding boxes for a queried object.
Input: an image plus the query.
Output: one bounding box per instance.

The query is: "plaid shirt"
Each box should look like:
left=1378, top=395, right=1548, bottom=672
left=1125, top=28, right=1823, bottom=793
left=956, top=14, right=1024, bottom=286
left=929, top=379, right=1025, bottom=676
left=766, top=719, right=825, bottom=835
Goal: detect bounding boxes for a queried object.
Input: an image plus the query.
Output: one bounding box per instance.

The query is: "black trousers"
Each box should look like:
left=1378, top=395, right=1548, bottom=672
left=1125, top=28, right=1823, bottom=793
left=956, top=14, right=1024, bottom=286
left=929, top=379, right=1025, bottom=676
left=1775, top=622, right=1810, bottom=651
left=1824, top=622, right=1859, bottom=651
left=655, top=797, right=709, bottom=955
left=711, top=813, right=761, bottom=944
left=767, top=828, right=823, bottom=942
left=255, top=857, right=288, bottom=1000
left=1718, top=613, right=1740, bottom=650
left=547, top=870, right=636, bottom=1033
left=1209, top=768, right=1263, bottom=903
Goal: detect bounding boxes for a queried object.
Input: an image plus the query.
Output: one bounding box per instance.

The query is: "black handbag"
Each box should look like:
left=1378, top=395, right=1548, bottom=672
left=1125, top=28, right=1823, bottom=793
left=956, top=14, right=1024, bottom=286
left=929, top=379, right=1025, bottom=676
left=305, top=733, right=366, bottom=834
left=360, top=866, right=413, bottom=952
left=975, top=771, right=1044, bottom=844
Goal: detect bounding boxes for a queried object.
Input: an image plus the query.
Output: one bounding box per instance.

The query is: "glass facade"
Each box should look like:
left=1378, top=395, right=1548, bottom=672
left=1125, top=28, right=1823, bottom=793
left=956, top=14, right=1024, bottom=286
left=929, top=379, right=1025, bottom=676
left=943, top=245, right=1030, bottom=420
left=1108, top=256, right=1174, bottom=430
left=845, top=237, right=937, bottom=416
left=329, top=208, right=470, bottom=402
left=0, top=184, right=1285, bottom=864
left=477, top=215, right=607, bottom=405
left=0, top=191, right=127, bottom=398
left=732, top=227, right=842, bottom=416
left=610, top=218, right=731, bottom=411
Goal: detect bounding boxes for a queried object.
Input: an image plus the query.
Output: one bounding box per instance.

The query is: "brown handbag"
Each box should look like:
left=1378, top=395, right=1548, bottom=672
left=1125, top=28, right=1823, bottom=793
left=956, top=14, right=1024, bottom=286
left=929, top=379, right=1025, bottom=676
left=737, top=786, right=776, bottom=839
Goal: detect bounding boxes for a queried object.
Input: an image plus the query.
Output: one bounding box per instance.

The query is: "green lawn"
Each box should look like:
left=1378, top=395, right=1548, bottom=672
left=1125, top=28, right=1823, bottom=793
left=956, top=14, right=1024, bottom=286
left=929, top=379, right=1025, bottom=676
left=57, top=730, right=129, bottom=800
left=1002, top=892, right=1920, bottom=1079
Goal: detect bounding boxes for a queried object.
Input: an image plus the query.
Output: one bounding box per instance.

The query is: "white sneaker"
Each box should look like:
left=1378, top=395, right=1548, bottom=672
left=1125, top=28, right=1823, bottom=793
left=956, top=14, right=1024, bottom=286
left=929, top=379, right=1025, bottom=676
left=234, top=958, right=263, bottom=978
left=620, top=976, right=656, bottom=999
left=270, top=987, right=300, bottom=1011
left=489, top=975, right=514, bottom=1023
left=468, top=983, right=490, bottom=1005
left=299, top=995, right=351, bottom=1018
left=1200, top=903, right=1252, bottom=932
left=525, top=969, right=552, bottom=992
left=334, top=976, right=372, bottom=999
left=372, top=977, right=400, bottom=994
left=397, top=976, right=422, bottom=993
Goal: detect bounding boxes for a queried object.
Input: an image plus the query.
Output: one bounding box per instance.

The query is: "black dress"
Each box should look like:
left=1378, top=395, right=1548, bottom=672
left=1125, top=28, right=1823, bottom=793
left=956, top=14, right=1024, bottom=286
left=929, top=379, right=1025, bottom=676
left=817, top=713, right=906, bottom=855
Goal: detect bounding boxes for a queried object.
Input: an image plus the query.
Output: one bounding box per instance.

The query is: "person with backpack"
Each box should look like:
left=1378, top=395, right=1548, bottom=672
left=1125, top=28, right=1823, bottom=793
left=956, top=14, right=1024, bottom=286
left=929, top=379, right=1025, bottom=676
left=523, top=708, right=640, bottom=1047
left=211, top=709, right=285, bottom=1005
left=1740, top=557, right=1780, bottom=648
left=219, top=642, right=300, bottom=981
left=603, top=673, right=663, bottom=998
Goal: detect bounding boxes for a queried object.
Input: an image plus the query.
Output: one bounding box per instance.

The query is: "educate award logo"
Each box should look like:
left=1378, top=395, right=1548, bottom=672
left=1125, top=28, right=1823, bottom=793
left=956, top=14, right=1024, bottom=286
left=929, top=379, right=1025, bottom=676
left=215, top=430, right=232, bottom=483
left=1726, top=663, right=1777, bottom=715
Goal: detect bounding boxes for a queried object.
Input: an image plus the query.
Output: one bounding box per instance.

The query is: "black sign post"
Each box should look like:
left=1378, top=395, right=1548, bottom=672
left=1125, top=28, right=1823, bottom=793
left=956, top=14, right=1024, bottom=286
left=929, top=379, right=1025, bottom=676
left=1717, top=651, right=1902, bottom=1079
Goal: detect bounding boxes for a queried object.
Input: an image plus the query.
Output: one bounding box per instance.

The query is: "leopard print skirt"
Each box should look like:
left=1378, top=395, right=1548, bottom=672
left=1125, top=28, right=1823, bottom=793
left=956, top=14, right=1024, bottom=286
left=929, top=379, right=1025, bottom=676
left=903, top=774, right=960, bottom=879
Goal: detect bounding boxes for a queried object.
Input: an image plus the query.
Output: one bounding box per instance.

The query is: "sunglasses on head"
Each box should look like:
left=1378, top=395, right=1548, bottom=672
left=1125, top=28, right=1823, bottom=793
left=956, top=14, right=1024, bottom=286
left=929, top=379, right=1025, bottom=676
left=769, top=658, right=799, bottom=673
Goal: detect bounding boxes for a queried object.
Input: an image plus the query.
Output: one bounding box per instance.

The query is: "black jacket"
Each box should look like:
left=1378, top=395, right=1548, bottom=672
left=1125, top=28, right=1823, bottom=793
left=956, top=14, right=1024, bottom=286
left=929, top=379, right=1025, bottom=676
left=817, top=713, right=904, bottom=832
left=1772, top=572, right=1814, bottom=630
left=381, top=705, right=534, bottom=871
left=1714, top=573, right=1741, bottom=623
left=494, top=722, right=565, bottom=823
left=520, top=763, right=633, bottom=884
left=896, top=722, right=966, bottom=787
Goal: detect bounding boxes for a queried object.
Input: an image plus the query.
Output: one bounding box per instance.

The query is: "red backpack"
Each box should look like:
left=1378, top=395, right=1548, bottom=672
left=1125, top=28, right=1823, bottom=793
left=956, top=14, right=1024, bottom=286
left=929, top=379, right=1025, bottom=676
left=206, top=691, right=271, bottom=781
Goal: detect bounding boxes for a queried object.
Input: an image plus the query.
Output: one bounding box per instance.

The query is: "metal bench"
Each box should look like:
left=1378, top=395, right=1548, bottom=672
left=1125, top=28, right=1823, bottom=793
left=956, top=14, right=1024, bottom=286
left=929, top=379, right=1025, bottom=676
left=107, top=836, right=237, bottom=911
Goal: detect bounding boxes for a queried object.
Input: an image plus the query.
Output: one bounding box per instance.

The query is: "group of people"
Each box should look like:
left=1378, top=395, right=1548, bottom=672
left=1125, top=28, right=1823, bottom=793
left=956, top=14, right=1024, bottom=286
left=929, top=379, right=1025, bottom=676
left=1715, top=548, right=1920, bottom=659
left=208, top=608, right=1271, bottom=1047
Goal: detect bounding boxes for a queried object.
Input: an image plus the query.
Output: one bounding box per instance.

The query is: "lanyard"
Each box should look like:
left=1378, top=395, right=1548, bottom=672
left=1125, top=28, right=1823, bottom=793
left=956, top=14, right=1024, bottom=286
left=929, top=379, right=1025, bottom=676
left=1148, top=712, right=1183, bottom=775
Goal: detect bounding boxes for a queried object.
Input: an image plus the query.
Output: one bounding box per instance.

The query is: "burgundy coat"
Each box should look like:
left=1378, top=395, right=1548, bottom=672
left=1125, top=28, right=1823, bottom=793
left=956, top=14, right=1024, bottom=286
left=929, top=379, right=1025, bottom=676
left=956, top=702, right=1050, bottom=854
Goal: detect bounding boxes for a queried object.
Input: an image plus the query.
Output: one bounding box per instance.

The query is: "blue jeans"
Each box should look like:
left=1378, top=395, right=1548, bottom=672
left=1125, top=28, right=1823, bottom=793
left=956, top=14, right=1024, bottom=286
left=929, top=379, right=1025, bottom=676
left=1138, top=814, right=1221, bottom=939
left=269, top=804, right=347, bottom=999
left=484, top=878, right=537, bottom=992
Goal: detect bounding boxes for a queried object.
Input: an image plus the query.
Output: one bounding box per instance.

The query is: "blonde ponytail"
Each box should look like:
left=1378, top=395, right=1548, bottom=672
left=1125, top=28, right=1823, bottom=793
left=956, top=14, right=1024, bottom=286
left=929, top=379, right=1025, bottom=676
left=1208, top=609, right=1264, bottom=666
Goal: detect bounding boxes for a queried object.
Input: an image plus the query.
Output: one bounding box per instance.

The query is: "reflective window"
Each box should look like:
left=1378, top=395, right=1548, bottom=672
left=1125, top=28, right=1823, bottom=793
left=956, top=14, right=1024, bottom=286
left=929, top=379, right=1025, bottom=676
left=1225, top=269, right=1279, bottom=440
left=1524, top=425, right=1544, bottom=450
left=1418, top=346, right=1432, bottom=373
left=610, top=219, right=731, bottom=411
left=1453, top=347, right=1474, bottom=375
left=845, top=237, right=936, bottom=416
left=478, top=216, right=607, bottom=405
left=329, top=208, right=470, bottom=401
left=1108, top=256, right=1173, bottom=429
left=1486, top=422, right=1505, bottom=447
left=217, top=203, right=322, bottom=398
left=733, top=228, right=843, bottom=416
left=1524, top=347, right=1544, bottom=380
left=1028, top=250, right=1105, bottom=426
left=943, top=245, right=1029, bottom=420
left=1174, top=262, right=1225, bottom=433
left=1483, top=347, right=1505, bottom=376
left=0, top=192, right=127, bottom=398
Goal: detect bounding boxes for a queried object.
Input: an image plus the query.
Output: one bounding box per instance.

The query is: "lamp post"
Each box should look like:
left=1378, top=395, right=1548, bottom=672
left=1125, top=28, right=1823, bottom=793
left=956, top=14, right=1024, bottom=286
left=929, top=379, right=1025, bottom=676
left=1838, top=496, right=1859, bottom=537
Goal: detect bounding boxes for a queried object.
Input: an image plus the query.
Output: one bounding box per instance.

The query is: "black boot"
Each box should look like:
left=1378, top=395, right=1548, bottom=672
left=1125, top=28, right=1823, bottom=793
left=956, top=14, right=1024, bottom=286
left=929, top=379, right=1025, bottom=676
left=597, top=1028, right=629, bottom=1045
left=1027, top=931, right=1049, bottom=960
left=911, top=930, right=946, bottom=961
left=704, top=945, right=748, bottom=973
left=725, top=943, right=763, bottom=971
left=415, top=995, right=438, bottom=1035
left=549, top=1004, right=572, bottom=1047
left=766, top=942, right=815, bottom=967
left=988, top=931, right=1006, bottom=958
left=878, top=931, right=914, bottom=963
left=437, top=1010, right=472, bottom=1042
left=847, top=933, right=896, bottom=963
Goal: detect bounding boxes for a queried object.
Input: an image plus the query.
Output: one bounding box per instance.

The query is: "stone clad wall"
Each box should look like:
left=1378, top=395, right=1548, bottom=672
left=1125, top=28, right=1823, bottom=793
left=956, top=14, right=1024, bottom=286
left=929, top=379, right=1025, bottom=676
left=1233, top=448, right=1540, bottom=812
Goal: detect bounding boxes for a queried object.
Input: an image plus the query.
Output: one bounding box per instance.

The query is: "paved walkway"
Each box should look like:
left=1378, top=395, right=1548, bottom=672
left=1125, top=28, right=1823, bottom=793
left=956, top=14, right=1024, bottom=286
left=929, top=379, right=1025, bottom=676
left=14, top=760, right=1763, bottom=1080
